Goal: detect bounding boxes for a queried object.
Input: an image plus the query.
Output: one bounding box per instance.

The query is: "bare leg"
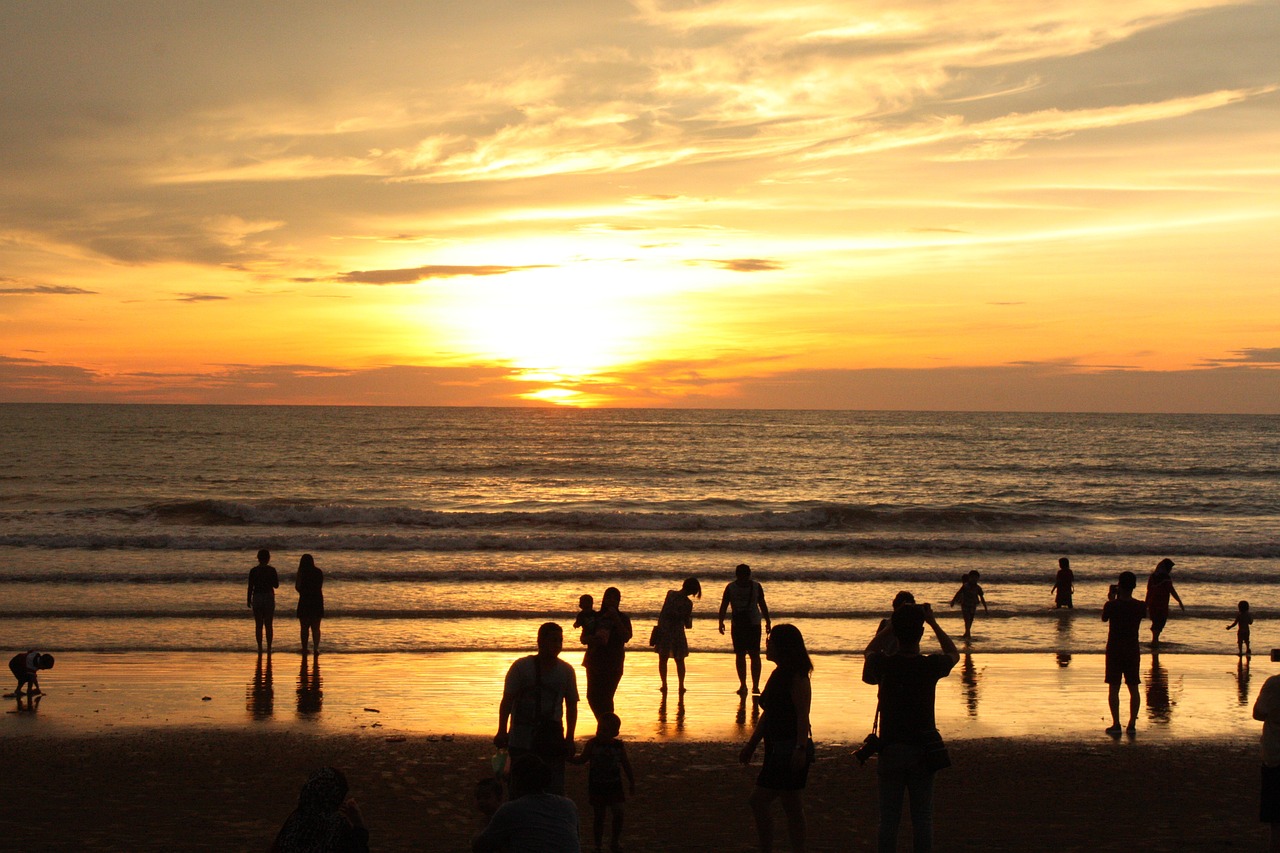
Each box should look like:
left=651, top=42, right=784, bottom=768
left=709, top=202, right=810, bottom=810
left=1107, top=683, right=1121, bottom=729
left=592, top=804, right=605, bottom=851
left=658, top=652, right=669, bottom=691
left=780, top=790, right=806, bottom=853
left=1126, top=682, right=1140, bottom=728
left=675, top=657, right=687, bottom=693
left=610, top=804, right=625, bottom=852
left=735, top=653, right=748, bottom=692
left=300, top=622, right=309, bottom=654
left=749, top=786, right=777, bottom=852
left=310, top=622, right=321, bottom=655
left=254, top=616, right=264, bottom=652
left=264, top=616, right=273, bottom=651
left=749, top=652, right=762, bottom=692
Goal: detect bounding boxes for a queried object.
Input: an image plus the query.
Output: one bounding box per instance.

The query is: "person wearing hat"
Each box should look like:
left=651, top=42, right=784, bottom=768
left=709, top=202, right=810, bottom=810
left=1145, top=558, right=1184, bottom=645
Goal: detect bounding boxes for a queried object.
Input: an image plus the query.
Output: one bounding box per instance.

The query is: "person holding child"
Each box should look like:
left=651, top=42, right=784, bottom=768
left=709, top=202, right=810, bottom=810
left=571, top=712, right=635, bottom=853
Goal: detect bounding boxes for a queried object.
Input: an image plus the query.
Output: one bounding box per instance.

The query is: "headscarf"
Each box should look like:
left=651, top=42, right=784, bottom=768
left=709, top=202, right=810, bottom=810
left=271, top=767, right=359, bottom=853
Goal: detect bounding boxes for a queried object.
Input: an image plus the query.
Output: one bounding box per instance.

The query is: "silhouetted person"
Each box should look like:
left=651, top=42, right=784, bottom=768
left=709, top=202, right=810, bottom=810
left=6, top=650, right=54, bottom=698
left=719, top=563, right=772, bottom=696
left=583, top=587, right=632, bottom=721
left=495, top=622, right=579, bottom=796
left=295, top=553, right=324, bottom=655
left=740, top=624, right=814, bottom=853
left=1103, top=571, right=1146, bottom=735
left=1229, top=600, right=1254, bottom=657
left=1052, top=557, right=1074, bottom=609
left=573, top=594, right=596, bottom=646
left=570, top=712, right=635, bottom=853
left=863, top=602, right=959, bottom=853
left=655, top=577, right=700, bottom=694
left=949, top=571, right=986, bottom=639
left=473, top=754, right=581, bottom=853
left=248, top=548, right=280, bottom=653
left=1145, top=557, right=1184, bottom=644
left=1253, top=661, right=1280, bottom=851
left=271, top=766, right=368, bottom=853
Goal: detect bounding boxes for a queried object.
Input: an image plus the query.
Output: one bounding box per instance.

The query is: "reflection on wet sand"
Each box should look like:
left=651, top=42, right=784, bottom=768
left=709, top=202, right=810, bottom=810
left=657, top=693, right=685, bottom=737
left=246, top=653, right=273, bottom=720
left=1055, top=614, right=1073, bottom=668
left=8, top=693, right=40, bottom=716
left=735, top=692, right=761, bottom=731
left=297, top=654, right=322, bottom=717
left=1146, top=651, right=1178, bottom=725
left=1237, top=657, right=1251, bottom=707
left=961, top=654, right=980, bottom=717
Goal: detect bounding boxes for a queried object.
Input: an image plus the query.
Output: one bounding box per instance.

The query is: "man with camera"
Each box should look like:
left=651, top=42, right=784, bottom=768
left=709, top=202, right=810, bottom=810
left=1103, top=571, right=1146, bottom=735
left=862, top=601, right=960, bottom=853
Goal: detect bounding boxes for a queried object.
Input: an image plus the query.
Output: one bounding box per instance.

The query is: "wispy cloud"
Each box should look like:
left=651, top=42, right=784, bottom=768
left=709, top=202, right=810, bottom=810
left=0, top=281, right=97, bottom=296
left=331, top=264, right=555, bottom=285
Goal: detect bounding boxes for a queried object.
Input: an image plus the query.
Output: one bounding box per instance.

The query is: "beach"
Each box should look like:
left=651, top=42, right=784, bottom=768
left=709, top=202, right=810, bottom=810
left=1, top=649, right=1271, bottom=850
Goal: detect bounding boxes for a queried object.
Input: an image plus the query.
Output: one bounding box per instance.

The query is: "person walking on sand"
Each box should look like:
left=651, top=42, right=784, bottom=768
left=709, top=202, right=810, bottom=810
left=248, top=548, right=280, bottom=653
left=1103, top=571, right=1146, bottom=735
left=473, top=754, right=581, bottom=853
left=1252, top=658, right=1280, bottom=852
left=719, top=563, right=772, bottom=696
left=655, top=577, right=701, bottom=694
left=5, top=650, right=54, bottom=698
left=1145, top=558, right=1184, bottom=645
left=495, top=622, right=579, bottom=796
left=1052, top=557, right=1074, bottom=609
left=295, top=554, right=325, bottom=655
left=740, top=624, right=814, bottom=853
left=583, top=587, right=632, bottom=721
left=949, top=571, right=987, bottom=639
left=1228, top=600, right=1254, bottom=658
left=570, top=712, right=635, bottom=853
left=863, top=602, right=960, bottom=853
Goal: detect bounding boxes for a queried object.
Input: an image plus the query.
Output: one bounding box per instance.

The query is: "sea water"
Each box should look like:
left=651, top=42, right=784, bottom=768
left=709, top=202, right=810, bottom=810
left=1, top=404, right=1277, bottom=657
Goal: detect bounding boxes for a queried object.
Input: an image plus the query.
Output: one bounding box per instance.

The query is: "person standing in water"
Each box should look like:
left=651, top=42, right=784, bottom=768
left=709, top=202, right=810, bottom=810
left=1103, top=571, right=1146, bottom=735
left=1145, top=558, right=1184, bottom=645
left=719, top=564, right=772, bottom=696
left=949, top=571, right=987, bottom=639
left=295, top=554, right=325, bottom=655
left=1052, top=557, right=1074, bottom=609
left=248, top=549, right=280, bottom=653
left=655, top=577, right=701, bottom=694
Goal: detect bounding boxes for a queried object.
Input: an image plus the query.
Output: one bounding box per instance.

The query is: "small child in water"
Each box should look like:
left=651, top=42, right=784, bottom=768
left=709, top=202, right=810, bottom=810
left=6, top=650, right=54, bottom=698
left=1227, top=600, right=1253, bottom=657
left=570, top=712, right=635, bottom=853
left=574, top=594, right=597, bottom=644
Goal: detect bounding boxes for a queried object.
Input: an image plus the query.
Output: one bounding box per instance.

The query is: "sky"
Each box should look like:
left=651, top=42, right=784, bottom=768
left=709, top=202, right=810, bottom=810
left=1, top=0, right=1278, bottom=411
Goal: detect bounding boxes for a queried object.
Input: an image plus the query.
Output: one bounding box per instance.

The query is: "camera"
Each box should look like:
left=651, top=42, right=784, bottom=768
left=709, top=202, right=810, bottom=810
left=853, top=732, right=881, bottom=765
left=1270, top=649, right=1280, bottom=663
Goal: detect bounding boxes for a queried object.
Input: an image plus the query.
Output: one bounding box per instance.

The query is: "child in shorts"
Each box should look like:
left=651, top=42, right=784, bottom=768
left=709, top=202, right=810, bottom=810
left=571, top=713, right=635, bottom=853
left=6, top=650, right=54, bottom=698
left=574, top=594, right=597, bottom=645
left=1228, top=600, right=1254, bottom=657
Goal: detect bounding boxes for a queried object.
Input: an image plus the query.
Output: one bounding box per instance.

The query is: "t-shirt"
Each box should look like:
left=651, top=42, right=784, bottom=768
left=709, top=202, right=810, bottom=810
left=473, top=793, right=581, bottom=853
left=724, top=581, right=763, bottom=624
left=1146, top=573, right=1174, bottom=612
left=248, top=565, right=279, bottom=606
left=1103, top=597, right=1146, bottom=656
left=863, top=653, right=955, bottom=744
left=503, top=656, right=579, bottom=751
left=583, top=609, right=632, bottom=672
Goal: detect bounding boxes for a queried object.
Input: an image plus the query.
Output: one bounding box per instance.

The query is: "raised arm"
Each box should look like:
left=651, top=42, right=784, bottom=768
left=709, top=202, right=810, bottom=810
left=924, top=604, right=961, bottom=666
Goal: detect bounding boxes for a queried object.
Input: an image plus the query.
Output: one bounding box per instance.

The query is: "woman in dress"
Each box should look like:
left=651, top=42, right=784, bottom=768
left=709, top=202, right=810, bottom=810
left=739, top=623, right=813, bottom=853
left=295, top=553, right=325, bottom=655
left=655, top=577, right=700, bottom=693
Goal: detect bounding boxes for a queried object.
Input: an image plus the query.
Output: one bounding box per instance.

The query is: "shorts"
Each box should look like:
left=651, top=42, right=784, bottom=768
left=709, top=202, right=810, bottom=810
left=756, top=739, right=813, bottom=792
left=588, top=778, right=626, bottom=807
left=730, top=619, right=762, bottom=655
left=1104, top=649, right=1140, bottom=685
left=1262, top=765, right=1280, bottom=823
left=9, top=654, right=30, bottom=684
left=251, top=603, right=275, bottom=619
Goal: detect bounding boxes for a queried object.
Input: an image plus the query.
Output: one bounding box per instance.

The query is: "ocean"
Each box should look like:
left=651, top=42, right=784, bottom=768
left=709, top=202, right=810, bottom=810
left=2, top=404, right=1277, bottom=658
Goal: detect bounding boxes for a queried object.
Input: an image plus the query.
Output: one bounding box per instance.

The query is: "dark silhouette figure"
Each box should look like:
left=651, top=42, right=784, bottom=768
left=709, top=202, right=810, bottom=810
left=6, top=650, right=54, bottom=698
left=573, top=594, right=596, bottom=646
left=1228, top=600, right=1254, bottom=657
left=655, top=577, right=701, bottom=694
left=1145, top=557, right=1184, bottom=645
left=949, top=571, right=987, bottom=640
left=740, top=624, right=814, bottom=853
left=247, top=653, right=274, bottom=720
left=494, top=622, right=579, bottom=796
left=1252, top=667, right=1280, bottom=851
left=569, top=713, right=635, bottom=853
left=248, top=548, right=280, bottom=653
left=719, top=563, right=772, bottom=696
left=297, top=654, right=323, bottom=716
left=1052, top=557, right=1074, bottom=609
left=472, top=754, right=581, bottom=853
left=863, top=603, right=960, bottom=853
left=271, top=767, right=368, bottom=853
left=295, top=554, right=325, bottom=655
left=583, top=587, right=632, bottom=721
left=1103, top=571, right=1146, bottom=735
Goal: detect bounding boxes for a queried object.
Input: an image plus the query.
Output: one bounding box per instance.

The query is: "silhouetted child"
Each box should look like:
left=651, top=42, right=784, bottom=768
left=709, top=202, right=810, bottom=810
left=1227, top=600, right=1253, bottom=657
left=574, top=594, right=597, bottom=644
left=474, top=777, right=504, bottom=821
left=950, top=571, right=988, bottom=639
left=6, top=651, right=54, bottom=698
left=570, top=712, right=634, bottom=853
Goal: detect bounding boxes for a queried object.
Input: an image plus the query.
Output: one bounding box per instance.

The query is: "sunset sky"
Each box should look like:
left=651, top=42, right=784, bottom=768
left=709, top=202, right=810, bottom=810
left=2, top=1, right=1277, bottom=410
